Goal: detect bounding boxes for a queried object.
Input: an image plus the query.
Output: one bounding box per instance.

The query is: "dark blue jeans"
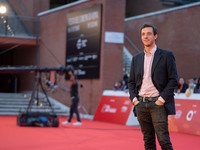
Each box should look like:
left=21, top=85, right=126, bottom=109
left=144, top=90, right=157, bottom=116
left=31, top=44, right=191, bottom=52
left=68, top=97, right=81, bottom=122
left=135, top=101, right=173, bottom=150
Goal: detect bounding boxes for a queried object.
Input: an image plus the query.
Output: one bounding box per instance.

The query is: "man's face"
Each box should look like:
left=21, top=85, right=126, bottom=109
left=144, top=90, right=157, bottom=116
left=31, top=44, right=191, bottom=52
left=141, top=27, right=157, bottom=47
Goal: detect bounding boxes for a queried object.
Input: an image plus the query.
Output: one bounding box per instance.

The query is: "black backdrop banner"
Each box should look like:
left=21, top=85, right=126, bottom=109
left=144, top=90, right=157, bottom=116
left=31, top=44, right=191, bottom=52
left=66, top=5, right=102, bottom=79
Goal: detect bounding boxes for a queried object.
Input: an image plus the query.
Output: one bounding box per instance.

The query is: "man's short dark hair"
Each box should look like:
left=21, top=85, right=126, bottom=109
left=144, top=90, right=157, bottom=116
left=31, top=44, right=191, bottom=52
left=140, top=23, right=158, bottom=35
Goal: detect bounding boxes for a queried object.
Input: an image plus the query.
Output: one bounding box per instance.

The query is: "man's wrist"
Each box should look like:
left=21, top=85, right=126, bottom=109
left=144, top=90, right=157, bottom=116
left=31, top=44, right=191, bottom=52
left=158, top=96, right=165, bottom=103
left=132, top=97, right=138, bottom=105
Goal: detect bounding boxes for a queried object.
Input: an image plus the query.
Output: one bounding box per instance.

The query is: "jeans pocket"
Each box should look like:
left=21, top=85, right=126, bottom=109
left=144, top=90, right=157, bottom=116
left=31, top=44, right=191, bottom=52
left=154, top=101, right=164, bottom=107
left=135, top=101, right=141, bottom=106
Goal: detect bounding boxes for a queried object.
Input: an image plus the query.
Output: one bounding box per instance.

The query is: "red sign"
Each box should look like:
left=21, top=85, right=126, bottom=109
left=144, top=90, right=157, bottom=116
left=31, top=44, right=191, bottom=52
left=169, top=96, right=200, bottom=135
left=94, top=91, right=200, bottom=135
left=94, top=92, right=133, bottom=125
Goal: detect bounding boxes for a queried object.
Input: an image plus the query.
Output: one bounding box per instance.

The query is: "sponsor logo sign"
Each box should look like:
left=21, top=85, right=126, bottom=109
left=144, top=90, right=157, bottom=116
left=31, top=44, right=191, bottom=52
left=94, top=95, right=133, bottom=124
left=169, top=98, right=200, bottom=135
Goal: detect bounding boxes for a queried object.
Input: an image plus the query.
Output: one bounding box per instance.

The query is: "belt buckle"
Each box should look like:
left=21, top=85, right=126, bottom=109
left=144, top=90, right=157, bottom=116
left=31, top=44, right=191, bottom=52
left=142, top=96, right=146, bottom=102
left=149, top=97, right=153, bottom=101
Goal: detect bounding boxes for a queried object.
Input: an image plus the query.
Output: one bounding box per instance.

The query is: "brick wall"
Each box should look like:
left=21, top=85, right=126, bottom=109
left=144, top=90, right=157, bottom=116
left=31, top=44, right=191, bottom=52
left=125, top=3, right=200, bottom=82
left=38, top=0, right=126, bottom=114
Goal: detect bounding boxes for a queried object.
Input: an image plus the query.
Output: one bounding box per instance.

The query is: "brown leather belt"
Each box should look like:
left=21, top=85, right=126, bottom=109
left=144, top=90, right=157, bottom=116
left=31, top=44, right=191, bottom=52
left=138, top=96, right=158, bottom=102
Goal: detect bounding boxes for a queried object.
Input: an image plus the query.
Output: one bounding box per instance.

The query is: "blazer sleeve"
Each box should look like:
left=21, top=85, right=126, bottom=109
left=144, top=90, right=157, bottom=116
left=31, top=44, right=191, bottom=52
left=159, top=51, right=178, bottom=103
left=128, top=57, right=137, bottom=102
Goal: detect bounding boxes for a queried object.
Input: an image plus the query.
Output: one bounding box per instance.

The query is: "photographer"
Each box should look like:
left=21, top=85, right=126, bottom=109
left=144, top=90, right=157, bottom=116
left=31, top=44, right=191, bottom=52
left=62, top=66, right=82, bottom=126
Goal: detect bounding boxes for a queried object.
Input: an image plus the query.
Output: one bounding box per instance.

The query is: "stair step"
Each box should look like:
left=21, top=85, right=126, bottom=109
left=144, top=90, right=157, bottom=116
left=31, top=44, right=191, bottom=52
left=0, top=111, right=68, bottom=116
left=0, top=102, right=29, bottom=105
left=0, top=92, right=69, bottom=116
left=0, top=107, right=63, bottom=111
left=0, top=98, right=29, bottom=101
left=0, top=101, right=56, bottom=105
left=0, top=105, right=60, bottom=109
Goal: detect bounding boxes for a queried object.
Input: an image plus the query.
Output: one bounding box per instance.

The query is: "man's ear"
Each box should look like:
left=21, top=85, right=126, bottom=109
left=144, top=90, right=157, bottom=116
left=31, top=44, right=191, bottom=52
left=155, top=34, right=158, bottom=40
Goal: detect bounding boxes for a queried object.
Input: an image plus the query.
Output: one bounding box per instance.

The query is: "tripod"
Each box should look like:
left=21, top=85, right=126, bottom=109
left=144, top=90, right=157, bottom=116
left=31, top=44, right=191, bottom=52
left=18, top=70, right=59, bottom=127
left=26, top=71, right=55, bottom=114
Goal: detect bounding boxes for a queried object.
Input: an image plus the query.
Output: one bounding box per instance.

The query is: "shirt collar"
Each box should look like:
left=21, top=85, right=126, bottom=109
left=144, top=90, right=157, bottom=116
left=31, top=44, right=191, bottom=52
left=144, top=45, right=157, bottom=56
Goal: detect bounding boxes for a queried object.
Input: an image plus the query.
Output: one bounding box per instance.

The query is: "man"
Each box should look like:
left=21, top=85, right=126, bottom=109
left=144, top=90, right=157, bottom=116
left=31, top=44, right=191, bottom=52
left=62, top=66, right=82, bottom=126
left=128, top=23, right=178, bottom=150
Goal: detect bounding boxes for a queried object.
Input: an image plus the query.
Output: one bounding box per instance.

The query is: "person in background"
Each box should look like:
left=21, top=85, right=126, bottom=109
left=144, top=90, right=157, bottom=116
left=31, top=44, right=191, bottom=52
left=114, top=80, right=122, bottom=91
left=176, top=78, right=188, bottom=93
left=114, top=80, right=128, bottom=91
left=185, top=79, right=195, bottom=97
left=62, top=67, right=82, bottom=126
left=194, top=77, right=200, bottom=93
left=121, top=80, right=128, bottom=91
left=123, top=74, right=129, bottom=86
left=114, top=81, right=119, bottom=90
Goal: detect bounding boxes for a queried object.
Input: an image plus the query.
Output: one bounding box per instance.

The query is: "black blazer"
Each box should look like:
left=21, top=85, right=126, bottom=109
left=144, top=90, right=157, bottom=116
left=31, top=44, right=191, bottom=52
left=128, top=48, right=178, bottom=116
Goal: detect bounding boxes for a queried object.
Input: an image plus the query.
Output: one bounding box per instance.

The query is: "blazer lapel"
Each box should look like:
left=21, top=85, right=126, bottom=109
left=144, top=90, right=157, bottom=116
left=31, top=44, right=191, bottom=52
left=151, top=48, right=162, bottom=76
left=140, top=52, right=145, bottom=77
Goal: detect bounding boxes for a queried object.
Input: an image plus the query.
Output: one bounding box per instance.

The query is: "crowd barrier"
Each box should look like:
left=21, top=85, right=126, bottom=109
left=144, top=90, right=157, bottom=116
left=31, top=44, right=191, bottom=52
left=94, top=90, right=139, bottom=126
left=94, top=90, right=200, bottom=135
left=169, top=93, right=200, bottom=135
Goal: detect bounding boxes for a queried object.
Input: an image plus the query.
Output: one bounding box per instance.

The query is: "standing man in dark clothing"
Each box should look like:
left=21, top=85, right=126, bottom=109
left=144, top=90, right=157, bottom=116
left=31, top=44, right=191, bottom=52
left=62, top=68, right=82, bottom=126
left=128, top=23, right=178, bottom=150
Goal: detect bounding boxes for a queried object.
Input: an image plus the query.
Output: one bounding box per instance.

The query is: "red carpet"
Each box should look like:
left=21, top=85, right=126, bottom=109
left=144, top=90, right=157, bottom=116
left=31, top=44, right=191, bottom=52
left=0, top=116, right=200, bottom=150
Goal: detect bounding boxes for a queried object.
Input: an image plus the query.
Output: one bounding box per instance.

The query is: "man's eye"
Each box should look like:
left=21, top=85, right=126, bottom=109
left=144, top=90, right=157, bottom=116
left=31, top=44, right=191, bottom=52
left=147, top=33, right=152, bottom=35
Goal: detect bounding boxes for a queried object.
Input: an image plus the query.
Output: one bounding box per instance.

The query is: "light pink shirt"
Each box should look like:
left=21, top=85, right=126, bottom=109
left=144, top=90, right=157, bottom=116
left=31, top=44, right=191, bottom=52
left=133, top=45, right=165, bottom=103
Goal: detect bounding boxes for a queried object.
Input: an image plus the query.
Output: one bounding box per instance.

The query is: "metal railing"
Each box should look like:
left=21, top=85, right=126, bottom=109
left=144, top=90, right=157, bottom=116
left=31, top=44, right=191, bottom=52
left=160, top=0, right=200, bottom=7
left=0, top=15, right=39, bottom=38
left=123, top=34, right=141, bottom=76
left=123, top=46, right=132, bottom=76
left=124, top=34, right=141, bottom=53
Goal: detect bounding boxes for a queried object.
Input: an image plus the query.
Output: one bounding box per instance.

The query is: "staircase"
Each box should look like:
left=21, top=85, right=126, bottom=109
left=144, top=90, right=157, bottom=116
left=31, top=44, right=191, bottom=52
left=0, top=92, right=69, bottom=116
left=0, top=0, right=39, bottom=38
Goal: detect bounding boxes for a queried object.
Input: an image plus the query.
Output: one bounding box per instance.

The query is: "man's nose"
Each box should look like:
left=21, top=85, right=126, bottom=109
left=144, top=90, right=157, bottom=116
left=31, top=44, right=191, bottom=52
left=144, top=34, right=148, bottom=38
